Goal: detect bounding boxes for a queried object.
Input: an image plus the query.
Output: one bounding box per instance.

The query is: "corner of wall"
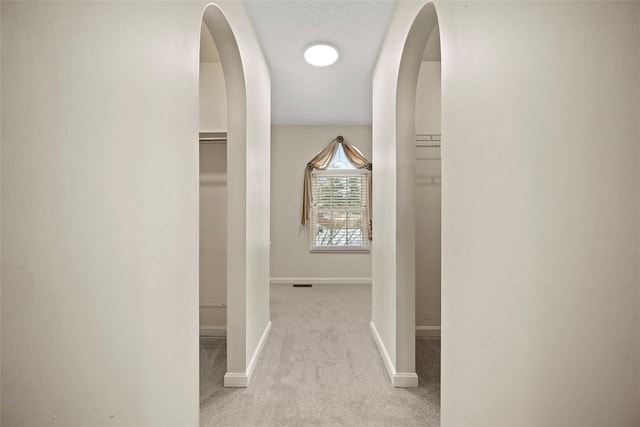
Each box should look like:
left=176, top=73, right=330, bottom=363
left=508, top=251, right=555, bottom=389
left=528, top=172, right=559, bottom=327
left=370, top=322, right=418, bottom=387
left=369, top=321, right=394, bottom=382
left=224, top=320, right=271, bottom=387
left=206, top=0, right=272, bottom=384
left=637, top=2, right=640, bottom=418
left=0, top=0, right=3, bottom=418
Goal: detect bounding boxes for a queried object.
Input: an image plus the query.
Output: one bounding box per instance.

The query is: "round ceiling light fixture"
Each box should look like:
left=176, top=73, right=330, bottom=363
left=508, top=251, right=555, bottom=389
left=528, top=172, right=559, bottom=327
left=304, top=43, right=339, bottom=67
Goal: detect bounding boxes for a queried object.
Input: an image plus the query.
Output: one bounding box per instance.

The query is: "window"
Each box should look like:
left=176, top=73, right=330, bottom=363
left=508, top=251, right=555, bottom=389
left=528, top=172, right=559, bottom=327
left=310, top=144, right=370, bottom=252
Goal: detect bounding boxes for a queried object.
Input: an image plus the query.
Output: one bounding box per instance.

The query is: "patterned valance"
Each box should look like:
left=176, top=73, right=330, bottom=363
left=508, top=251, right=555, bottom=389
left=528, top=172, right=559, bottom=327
left=301, top=136, right=372, bottom=240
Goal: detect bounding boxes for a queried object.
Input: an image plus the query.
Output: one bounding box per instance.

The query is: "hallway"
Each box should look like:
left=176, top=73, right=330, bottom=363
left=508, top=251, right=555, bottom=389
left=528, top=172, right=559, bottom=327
left=200, top=284, right=440, bottom=426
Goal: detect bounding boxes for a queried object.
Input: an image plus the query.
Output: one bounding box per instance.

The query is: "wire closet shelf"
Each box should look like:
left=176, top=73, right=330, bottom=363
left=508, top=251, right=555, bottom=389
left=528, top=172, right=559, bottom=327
left=199, top=304, right=227, bottom=340
left=416, top=133, right=441, bottom=185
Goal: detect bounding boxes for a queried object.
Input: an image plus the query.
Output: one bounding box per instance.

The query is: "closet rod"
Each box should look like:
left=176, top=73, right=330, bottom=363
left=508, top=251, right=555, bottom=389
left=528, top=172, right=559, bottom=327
left=199, top=132, right=227, bottom=144
left=200, top=138, right=227, bottom=144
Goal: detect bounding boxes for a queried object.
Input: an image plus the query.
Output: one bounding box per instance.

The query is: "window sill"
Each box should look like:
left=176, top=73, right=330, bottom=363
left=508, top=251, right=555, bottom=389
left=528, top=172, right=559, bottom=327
left=311, top=247, right=370, bottom=254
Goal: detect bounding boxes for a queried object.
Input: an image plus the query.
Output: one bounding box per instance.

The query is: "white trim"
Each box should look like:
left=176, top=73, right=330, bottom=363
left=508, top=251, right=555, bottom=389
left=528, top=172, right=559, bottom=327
left=370, top=321, right=394, bottom=382
left=310, top=170, right=370, bottom=251
left=416, top=325, right=441, bottom=338
left=394, top=372, right=420, bottom=388
left=313, top=169, right=369, bottom=175
left=222, top=372, right=247, bottom=388
left=310, top=246, right=370, bottom=253
left=369, top=321, right=419, bottom=388
left=246, top=321, right=272, bottom=383
left=223, top=321, right=272, bottom=387
left=270, top=277, right=372, bottom=285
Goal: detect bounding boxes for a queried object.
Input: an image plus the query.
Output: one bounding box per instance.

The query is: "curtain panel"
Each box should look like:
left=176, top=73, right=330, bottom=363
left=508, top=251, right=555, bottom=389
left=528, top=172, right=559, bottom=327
left=301, top=136, right=373, bottom=240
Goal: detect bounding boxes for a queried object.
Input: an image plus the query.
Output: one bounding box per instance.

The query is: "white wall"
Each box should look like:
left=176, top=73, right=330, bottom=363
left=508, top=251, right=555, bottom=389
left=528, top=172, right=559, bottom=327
left=1, top=0, right=270, bottom=423
left=0, top=1, right=3, bottom=417
left=415, top=61, right=441, bottom=332
left=438, top=2, right=640, bottom=423
left=377, top=0, right=640, bottom=423
left=415, top=184, right=440, bottom=329
left=199, top=46, right=227, bottom=311
left=415, top=61, right=441, bottom=135
left=372, top=15, right=402, bottom=377
left=199, top=144, right=226, bottom=308
left=224, top=2, right=271, bottom=377
left=1, top=2, right=201, bottom=423
left=372, top=2, right=438, bottom=386
left=199, top=62, right=227, bottom=132
left=270, top=126, right=372, bottom=283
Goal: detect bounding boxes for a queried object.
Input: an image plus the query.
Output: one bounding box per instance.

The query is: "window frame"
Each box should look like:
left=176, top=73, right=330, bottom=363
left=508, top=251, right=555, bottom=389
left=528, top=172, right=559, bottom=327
left=309, top=168, right=370, bottom=253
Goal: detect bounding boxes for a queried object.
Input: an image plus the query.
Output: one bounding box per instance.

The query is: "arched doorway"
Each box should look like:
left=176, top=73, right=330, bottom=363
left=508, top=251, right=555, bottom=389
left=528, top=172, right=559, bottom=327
left=199, top=3, right=248, bottom=389
left=198, top=16, right=229, bottom=402
left=198, top=3, right=272, bottom=392
left=414, top=16, right=442, bottom=407
left=370, top=1, right=440, bottom=388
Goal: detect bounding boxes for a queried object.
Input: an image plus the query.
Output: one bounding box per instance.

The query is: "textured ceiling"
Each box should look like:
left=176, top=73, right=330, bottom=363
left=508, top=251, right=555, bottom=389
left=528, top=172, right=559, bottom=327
left=246, top=0, right=396, bottom=125
left=203, top=2, right=440, bottom=125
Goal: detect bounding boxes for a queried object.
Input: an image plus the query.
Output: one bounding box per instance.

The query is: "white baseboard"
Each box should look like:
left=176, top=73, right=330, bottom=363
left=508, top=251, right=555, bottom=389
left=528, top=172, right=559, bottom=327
left=246, top=321, right=272, bottom=383
left=394, top=372, right=420, bottom=387
left=270, top=277, right=372, bottom=285
left=224, top=320, right=272, bottom=388
left=369, top=321, right=395, bottom=382
left=416, top=325, right=441, bottom=338
left=369, top=321, right=419, bottom=388
left=222, top=372, right=247, bottom=388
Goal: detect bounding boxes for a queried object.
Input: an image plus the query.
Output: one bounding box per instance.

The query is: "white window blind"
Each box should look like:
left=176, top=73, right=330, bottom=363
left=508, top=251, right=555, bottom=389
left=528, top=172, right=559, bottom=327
left=310, top=171, right=369, bottom=251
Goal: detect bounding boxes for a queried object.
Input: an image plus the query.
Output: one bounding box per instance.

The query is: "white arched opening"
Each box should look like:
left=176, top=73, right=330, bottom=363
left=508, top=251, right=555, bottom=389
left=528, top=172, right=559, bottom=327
left=414, top=12, right=442, bottom=399
left=200, top=3, right=271, bottom=389
left=375, top=0, right=640, bottom=424
left=370, top=2, right=439, bottom=388
left=198, top=14, right=228, bottom=400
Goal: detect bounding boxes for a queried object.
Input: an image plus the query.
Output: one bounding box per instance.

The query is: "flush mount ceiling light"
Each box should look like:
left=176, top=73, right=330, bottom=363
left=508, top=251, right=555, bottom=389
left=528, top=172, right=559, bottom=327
left=304, top=43, right=339, bottom=67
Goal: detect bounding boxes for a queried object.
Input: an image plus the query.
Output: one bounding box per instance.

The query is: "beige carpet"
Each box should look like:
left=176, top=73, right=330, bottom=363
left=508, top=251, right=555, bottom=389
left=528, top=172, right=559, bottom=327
left=200, top=284, right=440, bottom=426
